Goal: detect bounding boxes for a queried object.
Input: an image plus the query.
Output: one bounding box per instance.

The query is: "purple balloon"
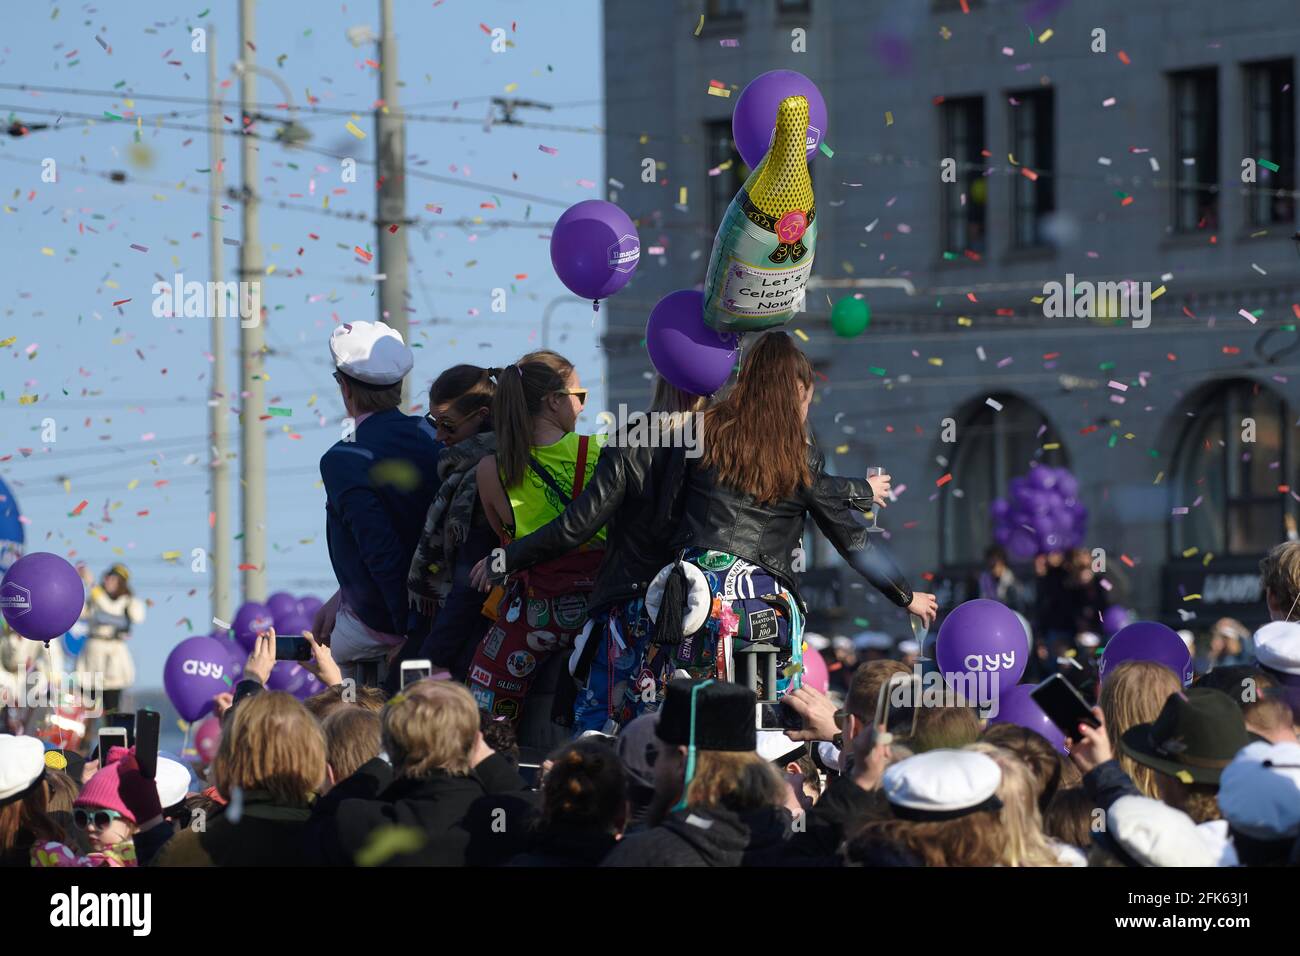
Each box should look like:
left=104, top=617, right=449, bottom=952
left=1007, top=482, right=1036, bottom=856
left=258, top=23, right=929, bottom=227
left=164, top=636, right=234, bottom=722
left=550, top=200, right=639, bottom=303
left=1006, top=528, right=1038, bottom=561
left=233, top=601, right=275, bottom=652
left=1102, top=605, right=1133, bottom=637
left=988, top=684, right=1068, bottom=756
left=266, top=591, right=297, bottom=622
left=990, top=498, right=1011, bottom=521
left=297, top=595, right=323, bottom=619
left=873, top=33, right=913, bottom=73
left=935, top=599, right=1028, bottom=687
left=0, top=552, right=85, bottom=642
left=1057, top=471, right=1079, bottom=497
left=733, top=71, right=829, bottom=170
left=223, top=638, right=246, bottom=684
left=266, top=662, right=323, bottom=700
left=645, top=289, right=739, bottom=396
left=274, top=610, right=313, bottom=638
left=1029, top=465, right=1057, bottom=491
left=1100, top=621, right=1193, bottom=686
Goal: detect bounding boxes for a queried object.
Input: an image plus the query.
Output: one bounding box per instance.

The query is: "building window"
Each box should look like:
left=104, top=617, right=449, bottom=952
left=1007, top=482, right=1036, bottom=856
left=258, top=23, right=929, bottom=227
left=1244, top=59, right=1295, bottom=227
left=941, top=394, right=1068, bottom=566
left=706, top=119, right=748, bottom=253
left=1169, top=380, right=1291, bottom=556
left=1009, top=88, right=1055, bottom=248
left=940, top=96, right=987, bottom=257
left=707, top=0, right=745, bottom=17
left=1171, top=69, right=1219, bottom=232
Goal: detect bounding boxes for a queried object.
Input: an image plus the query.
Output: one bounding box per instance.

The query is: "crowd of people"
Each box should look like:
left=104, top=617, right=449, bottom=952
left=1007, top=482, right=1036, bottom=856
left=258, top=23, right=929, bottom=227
left=1, top=318, right=1298, bottom=868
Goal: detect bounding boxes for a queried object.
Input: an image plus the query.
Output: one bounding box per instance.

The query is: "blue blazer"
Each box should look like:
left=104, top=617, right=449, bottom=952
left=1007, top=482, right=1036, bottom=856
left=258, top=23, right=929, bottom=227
left=320, top=408, right=443, bottom=636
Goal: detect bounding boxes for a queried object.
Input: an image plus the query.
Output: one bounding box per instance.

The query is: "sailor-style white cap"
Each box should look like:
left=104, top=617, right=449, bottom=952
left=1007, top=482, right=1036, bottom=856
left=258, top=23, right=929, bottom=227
left=1218, top=740, right=1300, bottom=840
left=329, top=320, right=413, bottom=386
left=0, top=734, right=47, bottom=803
left=882, top=749, right=1002, bottom=820
left=1254, top=621, right=1300, bottom=675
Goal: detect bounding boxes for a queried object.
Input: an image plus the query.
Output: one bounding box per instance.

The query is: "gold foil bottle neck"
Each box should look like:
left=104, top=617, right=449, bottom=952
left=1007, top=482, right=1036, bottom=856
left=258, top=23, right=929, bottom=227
left=747, top=94, right=814, bottom=215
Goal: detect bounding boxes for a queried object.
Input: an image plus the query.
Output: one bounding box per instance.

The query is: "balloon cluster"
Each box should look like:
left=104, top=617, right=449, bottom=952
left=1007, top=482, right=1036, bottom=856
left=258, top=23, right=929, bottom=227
left=165, top=591, right=328, bottom=722
left=990, top=465, right=1088, bottom=561
left=645, top=70, right=829, bottom=397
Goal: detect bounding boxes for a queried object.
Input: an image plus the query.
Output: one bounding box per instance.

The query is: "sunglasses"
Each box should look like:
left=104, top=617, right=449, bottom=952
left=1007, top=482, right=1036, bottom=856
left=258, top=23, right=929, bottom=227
left=74, top=808, right=126, bottom=831
left=555, top=388, right=588, bottom=407
left=426, top=412, right=461, bottom=432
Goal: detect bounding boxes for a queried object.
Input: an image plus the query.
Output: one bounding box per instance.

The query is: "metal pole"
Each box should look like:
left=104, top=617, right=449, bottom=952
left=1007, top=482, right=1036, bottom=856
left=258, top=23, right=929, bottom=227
left=208, top=25, right=233, bottom=624
left=542, top=295, right=589, bottom=350
left=238, top=0, right=267, bottom=602
left=377, top=0, right=410, bottom=402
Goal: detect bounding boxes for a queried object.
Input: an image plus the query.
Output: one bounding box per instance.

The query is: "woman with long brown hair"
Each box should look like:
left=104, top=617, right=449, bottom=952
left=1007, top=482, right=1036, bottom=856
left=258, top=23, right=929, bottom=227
left=664, top=331, right=935, bottom=713
left=407, top=365, right=498, bottom=681
left=467, top=351, right=607, bottom=734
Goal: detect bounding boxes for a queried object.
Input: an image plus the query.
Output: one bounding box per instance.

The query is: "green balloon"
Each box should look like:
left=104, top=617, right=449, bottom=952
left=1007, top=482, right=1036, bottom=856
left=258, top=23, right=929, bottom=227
left=830, top=296, right=870, bottom=337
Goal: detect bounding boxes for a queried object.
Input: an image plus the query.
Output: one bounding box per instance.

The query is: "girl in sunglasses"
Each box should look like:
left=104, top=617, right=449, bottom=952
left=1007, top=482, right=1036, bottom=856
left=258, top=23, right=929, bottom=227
left=467, top=351, right=607, bottom=744
left=32, top=747, right=160, bottom=867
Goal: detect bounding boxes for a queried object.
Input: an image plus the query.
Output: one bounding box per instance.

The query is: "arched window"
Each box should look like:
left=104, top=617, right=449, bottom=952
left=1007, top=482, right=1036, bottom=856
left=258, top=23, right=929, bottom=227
left=941, top=393, right=1069, bottom=566
left=1169, top=379, right=1294, bottom=555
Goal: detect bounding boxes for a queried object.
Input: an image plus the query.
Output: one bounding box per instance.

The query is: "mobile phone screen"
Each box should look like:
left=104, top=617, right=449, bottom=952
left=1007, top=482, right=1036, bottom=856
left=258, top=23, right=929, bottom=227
left=275, top=636, right=312, bottom=661
left=1030, top=674, right=1101, bottom=738
left=135, top=710, right=161, bottom=780
left=107, top=713, right=136, bottom=749
left=401, top=660, right=433, bottom=687
left=98, top=728, right=128, bottom=759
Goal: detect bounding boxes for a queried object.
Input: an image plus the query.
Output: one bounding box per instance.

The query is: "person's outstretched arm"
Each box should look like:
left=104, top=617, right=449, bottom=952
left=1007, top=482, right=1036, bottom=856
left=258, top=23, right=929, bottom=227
left=485, top=446, right=627, bottom=581
left=806, top=469, right=933, bottom=623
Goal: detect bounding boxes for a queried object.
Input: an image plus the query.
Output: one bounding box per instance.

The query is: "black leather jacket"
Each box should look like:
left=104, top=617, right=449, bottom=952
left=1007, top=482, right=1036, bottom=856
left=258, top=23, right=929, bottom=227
left=500, top=434, right=689, bottom=613
left=672, top=446, right=914, bottom=612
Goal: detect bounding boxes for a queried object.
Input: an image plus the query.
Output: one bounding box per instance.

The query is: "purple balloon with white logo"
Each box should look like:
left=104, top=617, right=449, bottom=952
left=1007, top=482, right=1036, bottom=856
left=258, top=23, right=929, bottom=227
left=233, top=600, right=275, bottom=652
left=935, top=599, right=1028, bottom=688
left=0, top=552, right=85, bottom=643
left=987, top=683, right=1068, bottom=756
left=732, top=70, right=829, bottom=170
left=549, top=200, right=640, bottom=306
left=164, top=636, right=234, bottom=722
left=1099, top=621, right=1193, bottom=686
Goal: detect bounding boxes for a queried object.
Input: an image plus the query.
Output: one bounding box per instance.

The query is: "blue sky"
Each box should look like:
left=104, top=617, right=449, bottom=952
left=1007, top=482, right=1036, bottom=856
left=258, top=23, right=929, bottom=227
left=0, top=0, right=604, bottom=687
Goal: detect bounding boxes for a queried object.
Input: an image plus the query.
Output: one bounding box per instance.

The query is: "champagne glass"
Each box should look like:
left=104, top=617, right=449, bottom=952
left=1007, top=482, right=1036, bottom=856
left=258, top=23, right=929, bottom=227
left=865, top=466, right=886, bottom=533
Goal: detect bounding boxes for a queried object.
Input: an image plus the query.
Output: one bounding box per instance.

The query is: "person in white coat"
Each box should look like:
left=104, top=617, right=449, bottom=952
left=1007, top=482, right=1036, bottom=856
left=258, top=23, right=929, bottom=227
left=76, top=564, right=144, bottom=722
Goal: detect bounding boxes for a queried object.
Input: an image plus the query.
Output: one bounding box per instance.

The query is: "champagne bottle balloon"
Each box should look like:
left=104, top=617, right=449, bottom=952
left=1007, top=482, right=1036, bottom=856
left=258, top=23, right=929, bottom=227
left=702, top=95, right=818, bottom=334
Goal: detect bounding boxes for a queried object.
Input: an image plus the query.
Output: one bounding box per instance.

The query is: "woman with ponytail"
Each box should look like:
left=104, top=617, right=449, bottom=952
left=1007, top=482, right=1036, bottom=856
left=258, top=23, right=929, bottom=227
left=472, top=375, right=707, bottom=735
left=468, top=351, right=607, bottom=731
left=406, top=366, right=498, bottom=680
left=667, top=331, right=937, bottom=721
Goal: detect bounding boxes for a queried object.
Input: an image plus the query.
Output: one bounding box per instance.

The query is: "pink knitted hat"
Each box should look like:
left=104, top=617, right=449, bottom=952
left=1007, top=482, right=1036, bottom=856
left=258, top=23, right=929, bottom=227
left=74, top=746, right=136, bottom=823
